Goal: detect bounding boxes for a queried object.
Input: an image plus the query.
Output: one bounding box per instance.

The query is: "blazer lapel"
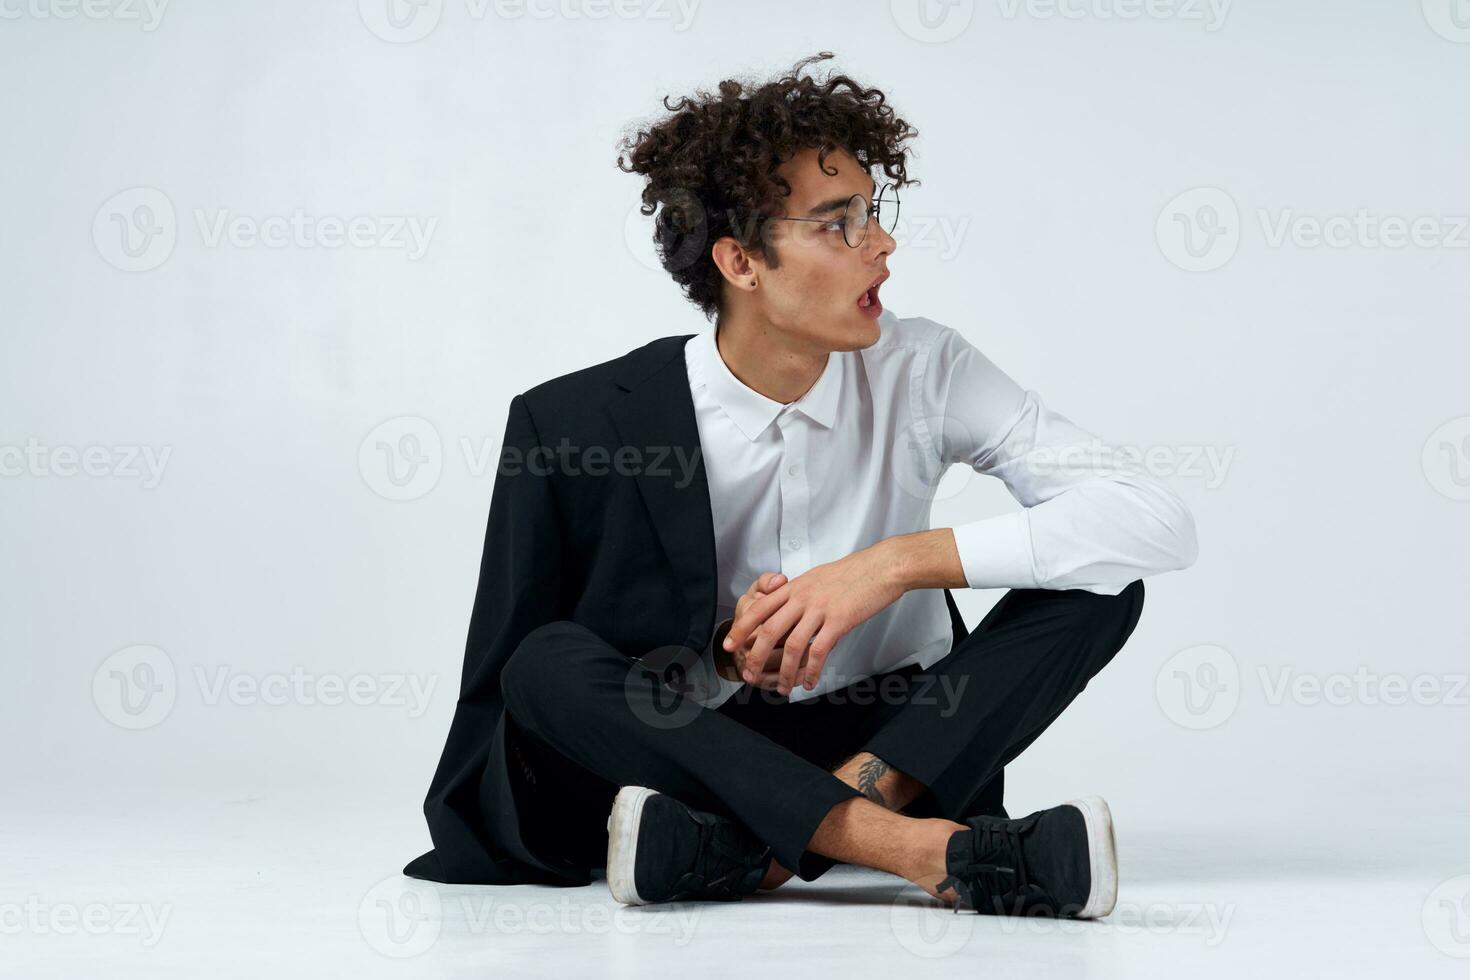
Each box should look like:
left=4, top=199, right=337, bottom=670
left=606, top=336, right=718, bottom=652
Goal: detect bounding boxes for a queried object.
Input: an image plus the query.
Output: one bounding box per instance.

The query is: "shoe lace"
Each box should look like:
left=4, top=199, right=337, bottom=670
left=937, top=815, right=1038, bottom=914
left=672, top=812, right=772, bottom=902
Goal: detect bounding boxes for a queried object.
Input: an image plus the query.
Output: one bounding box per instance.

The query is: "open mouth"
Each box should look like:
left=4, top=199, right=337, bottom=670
left=857, top=274, right=887, bottom=315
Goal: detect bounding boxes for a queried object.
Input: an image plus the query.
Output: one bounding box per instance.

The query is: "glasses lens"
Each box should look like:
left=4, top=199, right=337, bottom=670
left=877, top=184, right=899, bottom=235
left=843, top=193, right=868, bottom=247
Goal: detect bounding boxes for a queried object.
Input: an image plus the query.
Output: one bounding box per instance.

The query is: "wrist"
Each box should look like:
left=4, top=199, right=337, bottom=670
left=878, top=529, right=966, bottom=592
left=711, top=618, right=740, bottom=681
left=875, top=535, right=915, bottom=595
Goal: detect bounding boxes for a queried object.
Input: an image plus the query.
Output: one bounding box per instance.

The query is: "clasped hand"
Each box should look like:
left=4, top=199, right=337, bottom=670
left=717, top=547, right=905, bottom=696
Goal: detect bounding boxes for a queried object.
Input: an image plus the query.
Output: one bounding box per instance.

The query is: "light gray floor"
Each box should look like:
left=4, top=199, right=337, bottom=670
left=8, top=793, right=1469, bottom=978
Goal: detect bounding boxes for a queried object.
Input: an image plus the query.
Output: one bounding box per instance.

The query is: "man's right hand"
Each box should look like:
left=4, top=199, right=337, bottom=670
left=714, top=572, right=801, bottom=689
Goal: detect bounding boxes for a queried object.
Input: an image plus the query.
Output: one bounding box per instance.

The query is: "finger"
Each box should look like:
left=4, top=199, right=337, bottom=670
left=800, top=623, right=841, bottom=689
left=739, top=646, right=804, bottom=691
left=776, top=640, right=807, bottom=696
left=728, top=591, right=762, bottom=646
left=747, top=653, right=791, bottom=691
left=726, top=583, right=791, bottom=653
left=778, top=609, right=824, bottom=693
left=744, top=601, right=805, bottom=682
left=753, top=572, right=786, bottom=595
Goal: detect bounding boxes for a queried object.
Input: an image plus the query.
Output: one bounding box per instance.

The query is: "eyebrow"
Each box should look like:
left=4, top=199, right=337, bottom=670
left=804, top=178, right=879, bottom=217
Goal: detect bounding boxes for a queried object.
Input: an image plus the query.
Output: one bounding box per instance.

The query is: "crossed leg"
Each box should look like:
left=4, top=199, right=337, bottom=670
left=753, top=580, right=1147, bottom=891
left=500, top=580, right=1145, bottom=899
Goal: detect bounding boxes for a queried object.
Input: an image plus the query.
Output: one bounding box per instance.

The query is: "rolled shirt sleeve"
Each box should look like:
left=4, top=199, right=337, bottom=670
left=927, top=325, right=1199, bottom=594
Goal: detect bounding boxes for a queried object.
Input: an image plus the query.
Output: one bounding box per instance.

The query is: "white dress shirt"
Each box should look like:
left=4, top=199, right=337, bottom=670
left=681, top=308, right=1198, bottom=708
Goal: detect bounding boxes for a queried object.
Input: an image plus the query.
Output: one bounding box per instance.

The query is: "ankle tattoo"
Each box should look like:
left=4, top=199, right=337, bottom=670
left=857, top=756, right=891, bottom=808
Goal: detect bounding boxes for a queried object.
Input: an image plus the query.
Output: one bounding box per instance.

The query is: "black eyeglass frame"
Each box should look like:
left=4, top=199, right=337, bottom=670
left=757, top=182, right=900, bottom=248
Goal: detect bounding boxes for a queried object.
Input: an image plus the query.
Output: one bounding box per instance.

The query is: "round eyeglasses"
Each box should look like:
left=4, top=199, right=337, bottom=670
left=761, top=183, right=900, bottom=248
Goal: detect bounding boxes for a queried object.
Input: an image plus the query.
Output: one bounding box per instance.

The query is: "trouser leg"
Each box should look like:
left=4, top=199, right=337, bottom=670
left=866, top=580, right=1146, bottom=817
left=499, top=620, right=863, bottom=881
left=793, top=580, right=1146, bottom=879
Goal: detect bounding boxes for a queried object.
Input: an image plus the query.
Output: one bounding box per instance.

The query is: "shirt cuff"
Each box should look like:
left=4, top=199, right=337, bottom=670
left=680, top=617, right=745, bottom=709
left=948, top=510, right=1040, bottom=591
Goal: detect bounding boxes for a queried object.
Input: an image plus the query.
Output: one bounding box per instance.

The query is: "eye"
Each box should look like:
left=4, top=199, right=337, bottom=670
left=821, top=219, right=844, bottom=233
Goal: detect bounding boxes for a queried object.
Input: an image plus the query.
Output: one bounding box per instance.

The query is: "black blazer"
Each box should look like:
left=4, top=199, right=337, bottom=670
left=404, top=333, right=977, bottom=885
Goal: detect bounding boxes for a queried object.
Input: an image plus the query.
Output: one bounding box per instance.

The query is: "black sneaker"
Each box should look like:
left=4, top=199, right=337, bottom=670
left=605, top=786, right=773, bottom=906
left=938, top=796, right=1118, bottom=918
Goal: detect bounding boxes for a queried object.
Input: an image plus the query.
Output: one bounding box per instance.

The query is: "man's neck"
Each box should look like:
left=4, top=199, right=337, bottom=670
left=714, top=315, right=830, bottom=406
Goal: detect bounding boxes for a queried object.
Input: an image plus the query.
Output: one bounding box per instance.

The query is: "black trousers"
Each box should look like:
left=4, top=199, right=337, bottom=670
left=499, top=580, right=1146, bottom=883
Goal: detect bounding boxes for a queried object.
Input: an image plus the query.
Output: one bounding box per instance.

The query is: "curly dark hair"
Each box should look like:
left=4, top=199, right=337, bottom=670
left=616, top=52, right=920, bottom=322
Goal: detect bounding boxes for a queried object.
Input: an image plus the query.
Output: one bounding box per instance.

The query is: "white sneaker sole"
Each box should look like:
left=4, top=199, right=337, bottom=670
left=606, top=785, right=657, bottom=906
left=1062, top=795, right=1118, bottom=919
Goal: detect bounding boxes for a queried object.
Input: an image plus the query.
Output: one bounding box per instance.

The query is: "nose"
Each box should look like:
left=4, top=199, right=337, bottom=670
left=864, top=218, right=896, bottom=258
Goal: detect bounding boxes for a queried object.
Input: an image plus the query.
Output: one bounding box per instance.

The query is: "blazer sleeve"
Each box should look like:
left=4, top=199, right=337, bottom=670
left=409, top=391, right=567, bottom=883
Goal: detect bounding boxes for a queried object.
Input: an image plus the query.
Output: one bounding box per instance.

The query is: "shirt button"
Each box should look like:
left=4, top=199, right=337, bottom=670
left=788, top=539, right=802, bottom=550
left=788, top=464, right=800, bottom=476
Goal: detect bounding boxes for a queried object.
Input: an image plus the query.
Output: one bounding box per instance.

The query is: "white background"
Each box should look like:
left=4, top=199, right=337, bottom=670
left=3, top=1, right=1468, bottom=976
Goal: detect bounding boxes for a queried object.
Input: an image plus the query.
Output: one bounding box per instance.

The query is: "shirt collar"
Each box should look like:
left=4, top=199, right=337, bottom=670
left=694, top=328, right=842, bottom=441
